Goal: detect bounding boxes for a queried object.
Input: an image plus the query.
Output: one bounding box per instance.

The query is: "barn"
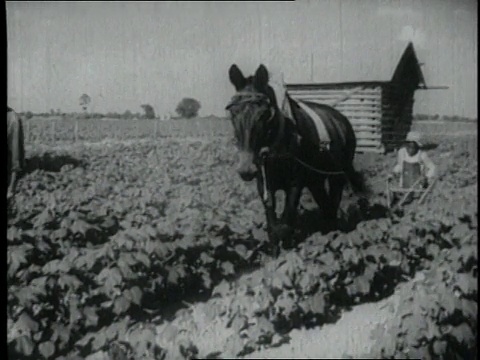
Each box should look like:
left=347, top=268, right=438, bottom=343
left=282, top=42, right=432, bottom=154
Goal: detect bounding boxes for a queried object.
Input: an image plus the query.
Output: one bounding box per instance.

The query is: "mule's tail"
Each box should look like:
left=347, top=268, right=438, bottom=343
left=345, top=165, right=371, bottom=196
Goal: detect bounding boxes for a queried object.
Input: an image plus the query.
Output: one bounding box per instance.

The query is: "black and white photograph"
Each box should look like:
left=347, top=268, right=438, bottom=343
left=7, top=1, right=477, bottom=359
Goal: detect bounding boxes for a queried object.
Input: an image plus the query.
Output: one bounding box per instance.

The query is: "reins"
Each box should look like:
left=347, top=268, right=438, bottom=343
left=259, top=152, right=346, bottom=175
left=292, top=156, right=346, bottom=176
left=263, top=152, right=373, bottom=202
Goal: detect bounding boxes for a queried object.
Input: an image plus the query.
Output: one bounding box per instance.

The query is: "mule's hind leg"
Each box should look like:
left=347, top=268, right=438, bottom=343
left=327, top=176, right=347, bottom=230
left=307, top=177, right=333, bottom=233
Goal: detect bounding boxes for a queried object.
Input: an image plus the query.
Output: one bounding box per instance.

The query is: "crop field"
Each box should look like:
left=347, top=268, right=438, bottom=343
left=7, top=118, right=477, bottom=359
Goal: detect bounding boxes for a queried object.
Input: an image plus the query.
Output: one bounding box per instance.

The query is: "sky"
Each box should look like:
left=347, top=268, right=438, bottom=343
left=7, top=0, right=478, bottom=118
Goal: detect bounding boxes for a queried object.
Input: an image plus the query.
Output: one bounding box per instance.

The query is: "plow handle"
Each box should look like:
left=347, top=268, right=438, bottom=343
left=418, top=178, right=437, bottom=204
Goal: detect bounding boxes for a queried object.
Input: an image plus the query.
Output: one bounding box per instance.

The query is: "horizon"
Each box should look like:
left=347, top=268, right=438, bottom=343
left=16, top=110, right=478, bottom=122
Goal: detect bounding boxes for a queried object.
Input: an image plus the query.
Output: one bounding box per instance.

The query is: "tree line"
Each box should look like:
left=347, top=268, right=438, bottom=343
left=20, top=95, right=203, bottom=120
left=414, top=114, right=477, bottom=122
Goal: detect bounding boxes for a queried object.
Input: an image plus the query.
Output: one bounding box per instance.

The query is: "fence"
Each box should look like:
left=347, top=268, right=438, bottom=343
left=23, top=116, right=233, bottom=144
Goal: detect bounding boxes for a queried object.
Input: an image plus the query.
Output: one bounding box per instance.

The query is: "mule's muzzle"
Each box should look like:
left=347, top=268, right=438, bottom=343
left=238, top=167, right=257, bottom=181
left=237, top=151, right=257, bottom=181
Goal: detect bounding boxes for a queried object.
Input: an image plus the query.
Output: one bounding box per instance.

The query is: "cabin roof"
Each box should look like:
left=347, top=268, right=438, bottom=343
left=391, top=42, right=426, bottom=87
left=285, top=42, right=427, bottom=90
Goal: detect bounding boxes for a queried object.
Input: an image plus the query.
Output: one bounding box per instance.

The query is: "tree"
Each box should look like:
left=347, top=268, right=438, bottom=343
left=140, top=104, right=156, bottom=119
left=79, top=93, right=91, bottom=112
left=123, top=110, right=133, bottom=120
left=175, top=98, right=201, bottom=119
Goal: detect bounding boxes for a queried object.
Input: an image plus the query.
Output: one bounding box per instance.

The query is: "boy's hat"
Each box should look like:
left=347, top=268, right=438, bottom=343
left=405, top=131, right=422, bottom=146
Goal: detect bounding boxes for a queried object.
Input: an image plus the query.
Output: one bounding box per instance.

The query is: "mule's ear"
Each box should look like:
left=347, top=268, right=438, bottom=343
left=229, top=64, right=246, bottom=91
left=254, top=64, right=269, bottom=89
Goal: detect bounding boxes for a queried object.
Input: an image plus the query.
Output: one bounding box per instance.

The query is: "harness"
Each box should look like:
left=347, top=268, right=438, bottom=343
left=294, top=101, right=331, bottom=151
left=226, top=92, right=272, bottom=109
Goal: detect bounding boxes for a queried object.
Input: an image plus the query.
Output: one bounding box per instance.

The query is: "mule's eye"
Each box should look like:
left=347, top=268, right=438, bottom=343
left=266, top=129, right=274, bottom=140
left=227, top=104, right=240, bottom=115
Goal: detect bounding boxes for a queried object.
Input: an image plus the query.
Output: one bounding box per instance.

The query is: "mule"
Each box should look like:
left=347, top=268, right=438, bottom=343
left=226, top=64, right=368, bottom=253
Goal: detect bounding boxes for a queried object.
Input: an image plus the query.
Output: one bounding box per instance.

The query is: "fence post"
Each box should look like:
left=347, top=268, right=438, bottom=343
left=115, top=120, right=119, bottom=140
left=51, top=120, right=56, bottom=143
left=74, top=120, right=79, bottom=143
left=154, top=119, right=158, bottom=139
left=26, top=120, right=30, bottom=142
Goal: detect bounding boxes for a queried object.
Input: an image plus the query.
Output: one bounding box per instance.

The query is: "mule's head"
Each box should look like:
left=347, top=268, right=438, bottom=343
left=226, top=64, right=279, bottom=181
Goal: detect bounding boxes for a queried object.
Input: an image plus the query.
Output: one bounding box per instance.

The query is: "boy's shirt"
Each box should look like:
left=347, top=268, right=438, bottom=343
left=393, top=147, right=436, bottom=179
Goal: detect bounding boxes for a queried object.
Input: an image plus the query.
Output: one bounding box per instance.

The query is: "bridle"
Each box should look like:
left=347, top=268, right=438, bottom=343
left=226, top=91, right=273, bottom=109
left=226, top=90, right=277, bottom=155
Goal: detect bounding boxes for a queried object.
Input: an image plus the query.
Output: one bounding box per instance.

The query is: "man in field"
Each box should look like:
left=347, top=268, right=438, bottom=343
left=7, top=107, right=25, bottom=201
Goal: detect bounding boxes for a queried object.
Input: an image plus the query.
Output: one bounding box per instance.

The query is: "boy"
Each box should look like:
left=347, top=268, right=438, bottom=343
left=389, top=131, right=436, bottom=188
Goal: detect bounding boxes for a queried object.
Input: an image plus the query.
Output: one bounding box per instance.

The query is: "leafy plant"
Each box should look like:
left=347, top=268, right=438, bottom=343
left=7, top=132, right=477, bottom=359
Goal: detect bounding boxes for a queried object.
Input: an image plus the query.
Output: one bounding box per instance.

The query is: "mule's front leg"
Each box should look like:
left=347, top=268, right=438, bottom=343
left=263, top=195, right=277, bottom=237
left=281, top=186, right=302, bottom=226
left=256, top=175, right=277, bottom=240
left=278, top=186, right=302, bottom=248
